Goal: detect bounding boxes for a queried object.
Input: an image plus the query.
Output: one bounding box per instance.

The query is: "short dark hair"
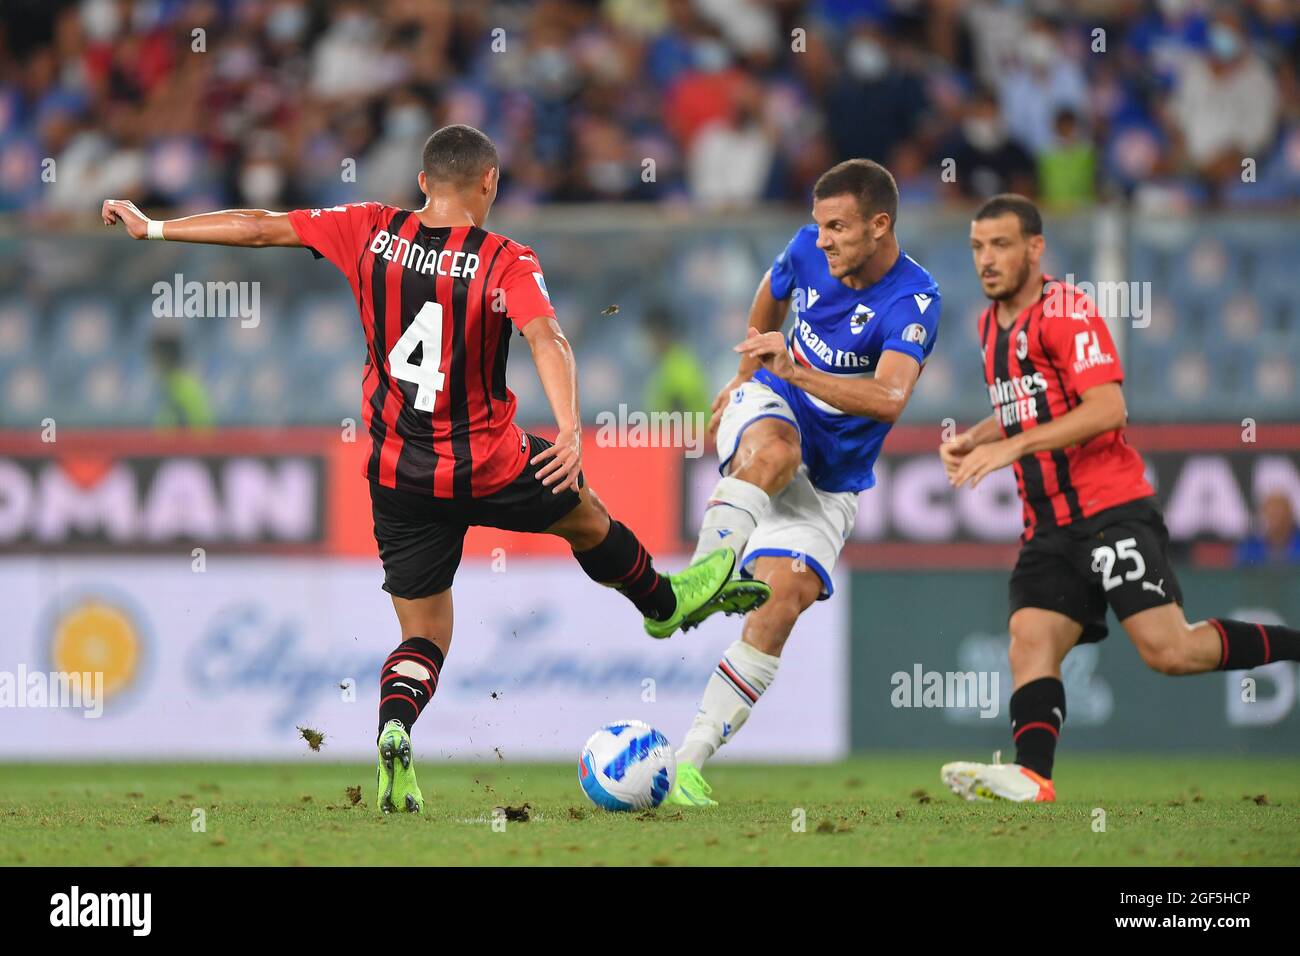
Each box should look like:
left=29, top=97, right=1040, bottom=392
left=973, top=193, right=1043, bottom=236
left=813, top=159, right=900, bottom=230
left=421, top=124, right=499, bottom=187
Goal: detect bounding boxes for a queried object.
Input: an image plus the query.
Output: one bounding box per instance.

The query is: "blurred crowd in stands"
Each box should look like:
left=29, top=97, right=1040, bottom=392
left=1, top=0, right=1298, bottom=219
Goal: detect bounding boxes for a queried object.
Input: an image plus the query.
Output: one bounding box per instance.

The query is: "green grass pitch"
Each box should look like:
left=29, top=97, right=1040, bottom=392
left=2, top=755, right=1297, bottom=866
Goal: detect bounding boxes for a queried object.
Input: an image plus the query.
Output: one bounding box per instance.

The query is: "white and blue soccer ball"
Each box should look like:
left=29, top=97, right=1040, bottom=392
left=578, top=720, right=677, bottom=812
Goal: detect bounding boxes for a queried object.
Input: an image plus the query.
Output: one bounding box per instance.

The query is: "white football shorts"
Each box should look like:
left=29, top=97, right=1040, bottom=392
left=714, top=379, right=858, bottom=599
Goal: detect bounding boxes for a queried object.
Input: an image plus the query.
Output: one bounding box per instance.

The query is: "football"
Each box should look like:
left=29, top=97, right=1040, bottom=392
left=577, top=720, right=677, bottom=812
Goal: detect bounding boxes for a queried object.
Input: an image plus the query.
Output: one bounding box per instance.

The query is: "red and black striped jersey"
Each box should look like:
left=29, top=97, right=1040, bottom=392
left=979, top=274, right=1153, bottom=540
left=289, top=202, right=555, bottom=498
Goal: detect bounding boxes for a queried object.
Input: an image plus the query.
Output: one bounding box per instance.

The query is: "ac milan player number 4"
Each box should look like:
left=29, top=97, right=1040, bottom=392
left=939, top=195, right=1300, bottom=803
left=101, top=124, right=768, bottom=813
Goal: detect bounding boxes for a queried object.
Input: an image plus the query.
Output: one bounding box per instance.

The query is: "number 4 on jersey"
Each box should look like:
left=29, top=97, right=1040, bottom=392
left=388, top=301, right=445, bottom=411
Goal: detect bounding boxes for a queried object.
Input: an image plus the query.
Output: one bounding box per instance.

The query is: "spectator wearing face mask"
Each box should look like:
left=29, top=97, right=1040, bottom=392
left=996, top=19, right=1088, bottom=156
left=686, top=76, right=776, bottom=207
left=823, top=23, right=928, bottom=166
left=1168, top=9, right=1280, bottom=192
left=939, top=86, right=1036, bottom=200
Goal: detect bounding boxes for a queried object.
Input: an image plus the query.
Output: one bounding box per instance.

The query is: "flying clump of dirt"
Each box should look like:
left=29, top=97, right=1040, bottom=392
left=297, top=726, right=326, bottom=751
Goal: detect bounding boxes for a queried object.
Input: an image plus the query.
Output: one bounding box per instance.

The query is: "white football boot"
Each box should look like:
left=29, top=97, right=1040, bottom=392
left=940, top=760, right=987, bottom=801
left=941, top=752, right=1056, bottom=803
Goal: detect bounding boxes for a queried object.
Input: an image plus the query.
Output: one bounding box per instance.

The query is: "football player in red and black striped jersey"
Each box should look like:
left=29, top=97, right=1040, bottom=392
left=102, top=124, right=756, bottom=812
left=937, top=194, right=1300, bottom=803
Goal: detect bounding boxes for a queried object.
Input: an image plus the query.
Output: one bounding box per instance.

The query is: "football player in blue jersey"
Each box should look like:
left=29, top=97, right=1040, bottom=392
left=664, top=159, right=942, bottom=806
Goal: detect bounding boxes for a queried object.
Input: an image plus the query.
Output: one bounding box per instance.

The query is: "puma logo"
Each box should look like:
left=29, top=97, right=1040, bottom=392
left=392, top=681, right=423, bottom=698
left=1142, top=579, right=1166, bottom=598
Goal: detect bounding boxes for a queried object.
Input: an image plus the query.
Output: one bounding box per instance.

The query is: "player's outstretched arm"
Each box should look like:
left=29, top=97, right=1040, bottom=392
left=950, top=383, right=1127, bottom=489
left=102, top=200, right=301, bottom=247
left=522, top=316, right=582, bottom=495
left=708, top=271, right=789, bottom=434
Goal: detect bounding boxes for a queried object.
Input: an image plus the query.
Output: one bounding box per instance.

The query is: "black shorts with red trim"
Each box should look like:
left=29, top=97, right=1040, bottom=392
left=369, top=433, right=584, bottom=599
left=1008, top=498, right=1183, bottom=644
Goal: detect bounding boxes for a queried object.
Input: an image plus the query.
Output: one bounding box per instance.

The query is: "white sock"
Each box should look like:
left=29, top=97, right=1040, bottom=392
left=691, top=475, right=771, bottom=565
left=677, top=640, right=781, bottom=768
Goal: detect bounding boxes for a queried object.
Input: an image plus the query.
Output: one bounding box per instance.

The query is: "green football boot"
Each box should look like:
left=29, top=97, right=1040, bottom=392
left=664, top=759, right=717, bottom=807
left=643, top=548, right=736, bottom=640
left=680, top=578, right=772, bottom=632
left=376, top=720, right=424, bottom=814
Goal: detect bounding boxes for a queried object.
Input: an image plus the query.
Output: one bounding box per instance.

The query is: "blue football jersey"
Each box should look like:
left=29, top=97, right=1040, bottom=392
left=760, top=224, right=941, bottom=493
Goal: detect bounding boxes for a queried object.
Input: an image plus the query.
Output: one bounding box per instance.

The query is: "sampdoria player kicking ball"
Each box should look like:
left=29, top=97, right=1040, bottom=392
left=101, top=124, right=762, bottom=814
left=664, top=159, right=942, bottom=806
left=940, top=194, right=1300, bottom=803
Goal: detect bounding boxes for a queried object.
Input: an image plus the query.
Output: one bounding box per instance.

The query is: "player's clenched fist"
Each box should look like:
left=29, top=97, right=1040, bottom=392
left=939, top=430, right=975, bottom=479
left=101, top=200, right=150, bottom=239
left=950, top=437, right=1021, bottom=489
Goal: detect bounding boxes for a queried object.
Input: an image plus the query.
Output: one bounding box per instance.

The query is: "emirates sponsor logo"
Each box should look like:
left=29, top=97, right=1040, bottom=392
left=988, top=372, right=1050, bottom=428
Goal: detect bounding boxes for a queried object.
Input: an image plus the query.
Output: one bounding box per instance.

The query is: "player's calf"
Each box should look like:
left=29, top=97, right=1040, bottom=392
left=1006, top=609, right=1078, bottom=781
left=675, top=558, right=818, bottom=773
left=1123, top=604, right=1300, bottom=676
left=552, top=494, right=738, bottom=638
left=739, top=571, right=816, bottom=656
left=548, top=486, right=689, bottom=625
left=675, top=638, right=780, bottom=773
left=375, top=635, right=444, bottom=813
left=1208, top=616, right=1300, bottom=670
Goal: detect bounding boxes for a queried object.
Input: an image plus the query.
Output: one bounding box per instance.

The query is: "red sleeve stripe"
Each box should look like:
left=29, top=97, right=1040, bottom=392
left=1012, top=721, right=1059, bottom=741
left=473, top=234, right=511, bottom=432
left=377, top=211, right=424, bottom=487
left=1210, top=618, right=1230, bottom=669
left=431, top=227, right=470, bottom=497
left=1255, top=622, right=1271, bottom=665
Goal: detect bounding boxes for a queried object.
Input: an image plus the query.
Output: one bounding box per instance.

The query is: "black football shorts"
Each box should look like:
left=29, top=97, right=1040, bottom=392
left=1008, top=497, right=1183, bottom=643
left=369, top=433, right=584, bottom=599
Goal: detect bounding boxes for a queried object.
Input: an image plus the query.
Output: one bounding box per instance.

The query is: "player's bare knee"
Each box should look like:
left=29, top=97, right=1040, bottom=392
left=1136, top=639, right=1187, bottom=675
left=733, top=436, right=800, bottom=489
left=549, top=490, right=609, bottom=550
left=580, top=486, right=608, bottom=519
left=1008, top=622, right=1058, bottom=675
left=744, top=608, right=795, bottom=656
left=755, top=573, right=819, bottom=635
left=1124, top=613, right=1197, bottom=675
left=1133, top=625, right=1196, bottom=675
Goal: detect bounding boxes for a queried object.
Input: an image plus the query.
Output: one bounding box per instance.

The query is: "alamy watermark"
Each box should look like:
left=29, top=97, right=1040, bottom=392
left=594, top=404, right=706, bottom=459
left=0, top=667, right=104, bottom=718
left=1044, top=273, right=1151, bottom=329
left=50, top=886, right=151, bottom=935
left=890, top=664, right=1000, bottom=718
left=153, top=273, right=261, bottom=328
